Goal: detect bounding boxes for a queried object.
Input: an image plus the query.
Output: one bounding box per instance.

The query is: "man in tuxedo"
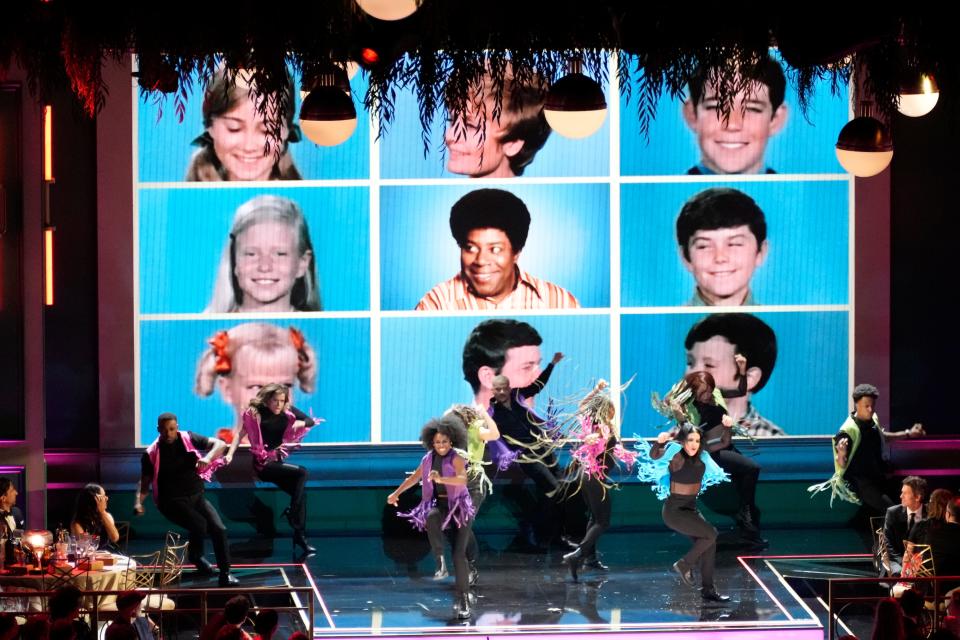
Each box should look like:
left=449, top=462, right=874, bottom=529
left=0, top=477, right=24, bottom=533
left=882, top=475, right=928, bottom=576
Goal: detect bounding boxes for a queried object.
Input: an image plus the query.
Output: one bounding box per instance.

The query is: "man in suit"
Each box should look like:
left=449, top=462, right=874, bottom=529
left=0, top=477, right=24, bottom=533
left=1, top=477, right=25, bottom=567
left=882, top=475, right=928, bottom=576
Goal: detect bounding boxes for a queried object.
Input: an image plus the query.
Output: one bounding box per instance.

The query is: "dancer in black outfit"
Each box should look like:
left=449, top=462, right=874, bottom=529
left=638, top=372, right=733, bottom=602
left=225, top=383, right=320, bottom=555
left=135, top=412, right=238, bottom=586
left=561, top=380, right=636, bottom=580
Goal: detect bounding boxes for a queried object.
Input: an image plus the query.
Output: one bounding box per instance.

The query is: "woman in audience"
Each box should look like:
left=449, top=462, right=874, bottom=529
left=70, top=483, right=121, bottom=551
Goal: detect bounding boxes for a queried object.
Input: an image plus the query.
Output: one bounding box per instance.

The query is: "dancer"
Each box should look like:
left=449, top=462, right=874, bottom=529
left=560, top=380, right=636, bottom=581
left=387, top=417, right=475, bottom=619
left=224, top=383, right=320, bottom=556
left=134, top=412, right=238, bottom=586
left=445, top=403, right=501, bottom=585
left=489, top=359, right=565, bottom=547
left=809, top=383, right=924, bottom=511
left=638, top=372, right=732, bottom=602
left=683, top=332, right=767, bottom=545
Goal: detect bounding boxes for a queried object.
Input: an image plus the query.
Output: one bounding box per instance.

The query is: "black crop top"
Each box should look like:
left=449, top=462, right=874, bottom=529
left=651, top=441, right=705, bottom=484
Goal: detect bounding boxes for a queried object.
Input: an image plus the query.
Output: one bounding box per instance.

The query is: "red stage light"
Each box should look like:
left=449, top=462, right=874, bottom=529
left=360, top=48, right=380, bottom=66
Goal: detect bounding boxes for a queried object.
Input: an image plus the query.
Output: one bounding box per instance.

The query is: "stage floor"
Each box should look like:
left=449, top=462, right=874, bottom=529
left=132, top=527, right=875, bottom=639
left=297, top=528, right=863, bottom=638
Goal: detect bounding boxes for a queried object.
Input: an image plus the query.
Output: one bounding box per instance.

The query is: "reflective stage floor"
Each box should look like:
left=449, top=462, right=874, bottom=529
left=133, top=527, right=879, bottom=639
left=293, top=528, right=867, bottom=638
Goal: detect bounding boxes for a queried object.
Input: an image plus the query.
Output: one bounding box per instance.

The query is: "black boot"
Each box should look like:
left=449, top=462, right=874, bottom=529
left=735, top=506, right=768, bottom=547
left=562, top=547, right=583, bottom=582
left=456, top=592, right=472, bottom=619
left=735, top=505, right=759, bottom=534
left=468, top=562, right=479, bottom=587
left=293, top=530, right=317, bottom=556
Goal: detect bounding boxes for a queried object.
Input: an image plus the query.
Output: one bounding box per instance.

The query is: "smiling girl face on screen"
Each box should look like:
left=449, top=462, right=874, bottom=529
left=205, top=195, right=321, bottom=313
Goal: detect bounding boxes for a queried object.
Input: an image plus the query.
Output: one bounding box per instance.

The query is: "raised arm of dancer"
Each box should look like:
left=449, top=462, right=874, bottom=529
left=133, top=476, right=150, bottom=516
left=475, top=404, right=501, bottom=441
left=387, top=469, right=422, bottom=506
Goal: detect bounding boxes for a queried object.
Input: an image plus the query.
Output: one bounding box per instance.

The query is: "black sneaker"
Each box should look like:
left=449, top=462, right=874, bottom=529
left=456, top=593, right=472, bottom=619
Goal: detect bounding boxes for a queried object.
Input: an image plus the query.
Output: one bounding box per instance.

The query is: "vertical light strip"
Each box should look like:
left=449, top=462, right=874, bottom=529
left=43, top=104, right=55, bottom=306
left=43, top=105, right=54, bottom=182
left=44, top=227, right=54, bottom=306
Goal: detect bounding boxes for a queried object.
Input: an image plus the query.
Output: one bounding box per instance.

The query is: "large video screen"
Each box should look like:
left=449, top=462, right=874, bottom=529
left=134, top=54, right=851, bottom=445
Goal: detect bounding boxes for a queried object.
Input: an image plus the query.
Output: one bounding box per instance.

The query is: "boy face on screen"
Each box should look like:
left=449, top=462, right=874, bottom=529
left=499, top=345, right=542, bottom=391
left=681, top=224, right=767, bottom=305
left=445, top=105, right=523, bottom=178
left=460, top=228, right=520, bottom=301
left=218, top=347, right=299, bottom=417
left=686, top=336, right=745, bottom=394
left=233, top=221, right=309, bottom=311
left=683, top=81, right=787, bottom=174
left=208, top=97, right=287, bottom=182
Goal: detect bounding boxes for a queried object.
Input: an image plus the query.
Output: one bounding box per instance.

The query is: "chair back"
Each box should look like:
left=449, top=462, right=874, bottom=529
left=113, top=521, right=131, bottom=555
left=871, top=516, right=891, bottom=576
left=122, top=549, right=163, bottom=591
left=159, top=540, right=189, bottom=588
left=902, top=544, right=935, bottom=579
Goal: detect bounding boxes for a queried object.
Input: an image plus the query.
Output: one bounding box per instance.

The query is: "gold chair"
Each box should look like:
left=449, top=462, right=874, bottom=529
left=871, top=516, right=893, bottom=576
left=157, top=539, right=189, bottom=592
left=891, top=543, right=935, bottom=598
left=113, top=522, right=131, bottom=555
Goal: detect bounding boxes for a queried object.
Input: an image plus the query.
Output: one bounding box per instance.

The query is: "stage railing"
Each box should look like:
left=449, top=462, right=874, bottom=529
left=0, top=585, right=317, bottom=637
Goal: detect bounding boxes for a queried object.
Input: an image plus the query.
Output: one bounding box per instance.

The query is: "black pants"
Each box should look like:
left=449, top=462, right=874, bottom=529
left=257, top=462, right=308, bottom=532
left=663, top=494, right=717, bottom=589
left=521, top=451, right=563, bottom=542
left=710, top=446, right=760, bottom=515
left=521, top=450, right=562, bottom=494
left=465, top=482, right=485, bottom=565
left=157, top=492, right=230, bottom=572
left=425, top=500, right=471, bottom=596
left=579, top=476, right=612, bottom=557
left=849, top=474, right=894, bottom=515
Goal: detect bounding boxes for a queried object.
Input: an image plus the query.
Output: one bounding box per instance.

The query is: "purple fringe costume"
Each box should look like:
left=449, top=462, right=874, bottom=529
left=399, top=451, right=476, bottom=531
